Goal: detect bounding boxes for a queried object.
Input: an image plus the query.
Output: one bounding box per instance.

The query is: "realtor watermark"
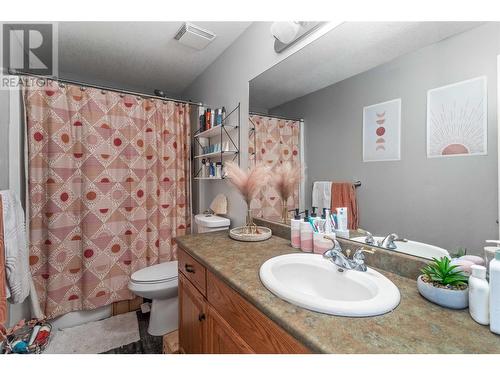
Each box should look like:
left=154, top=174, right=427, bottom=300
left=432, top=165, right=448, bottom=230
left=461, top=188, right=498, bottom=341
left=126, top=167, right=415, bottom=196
left=1, top=23, right=58, bottom=89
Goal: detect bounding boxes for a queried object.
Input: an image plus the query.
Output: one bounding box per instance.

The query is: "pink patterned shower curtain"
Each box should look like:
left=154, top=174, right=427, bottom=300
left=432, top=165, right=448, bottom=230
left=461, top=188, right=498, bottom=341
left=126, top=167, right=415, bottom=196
left=249, top=115, right=300, bottom=220
left=23, top=78, right=191, bottom=319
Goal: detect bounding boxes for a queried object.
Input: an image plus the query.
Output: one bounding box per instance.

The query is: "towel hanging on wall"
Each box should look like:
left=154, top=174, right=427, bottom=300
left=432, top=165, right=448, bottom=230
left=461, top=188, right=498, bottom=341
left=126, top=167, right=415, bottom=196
left=330, top=182, right=359, bottom=230
left=0, top=199, right=7, bottom=324
left=0, top=190, right=30, bottom=304
left=312, top=181, right=332, bottom=212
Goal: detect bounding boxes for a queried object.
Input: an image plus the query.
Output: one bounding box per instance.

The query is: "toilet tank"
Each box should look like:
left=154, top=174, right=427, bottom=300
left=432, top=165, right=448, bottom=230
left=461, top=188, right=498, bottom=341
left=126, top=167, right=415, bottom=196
left=195, top=214, right=230, bottom=233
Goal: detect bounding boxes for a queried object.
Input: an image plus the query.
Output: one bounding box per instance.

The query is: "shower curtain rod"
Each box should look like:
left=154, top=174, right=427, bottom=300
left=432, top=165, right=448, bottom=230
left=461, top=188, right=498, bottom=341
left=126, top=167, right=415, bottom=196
left=9, top=69, right=204, bottom=107
left=249, top=111, right=303, bottom=122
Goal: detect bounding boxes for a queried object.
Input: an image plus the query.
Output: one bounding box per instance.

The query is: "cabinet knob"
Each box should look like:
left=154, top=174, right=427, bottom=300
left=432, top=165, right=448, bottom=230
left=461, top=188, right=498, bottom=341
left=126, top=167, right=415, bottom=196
left=198, top=313, right=206, bottom=322
left=185, top=264, right=195, bottom=273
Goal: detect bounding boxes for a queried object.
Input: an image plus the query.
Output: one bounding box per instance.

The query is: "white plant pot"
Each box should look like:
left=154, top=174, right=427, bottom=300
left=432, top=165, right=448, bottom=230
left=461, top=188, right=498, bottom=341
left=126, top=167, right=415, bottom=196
left=417, top=275, right=468, bottom=309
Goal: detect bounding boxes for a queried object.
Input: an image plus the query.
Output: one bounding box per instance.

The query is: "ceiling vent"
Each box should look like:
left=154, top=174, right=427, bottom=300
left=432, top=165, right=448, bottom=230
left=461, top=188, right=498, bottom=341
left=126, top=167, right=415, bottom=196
left=174, top=22, right=216, bottom=50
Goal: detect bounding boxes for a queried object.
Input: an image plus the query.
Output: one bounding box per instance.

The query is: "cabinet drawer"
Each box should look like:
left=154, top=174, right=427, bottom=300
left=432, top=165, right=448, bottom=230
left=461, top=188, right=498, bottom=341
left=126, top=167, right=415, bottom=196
left=178, top=248, right=207, bottom=295
left=207, top=271, right=310, bottom=354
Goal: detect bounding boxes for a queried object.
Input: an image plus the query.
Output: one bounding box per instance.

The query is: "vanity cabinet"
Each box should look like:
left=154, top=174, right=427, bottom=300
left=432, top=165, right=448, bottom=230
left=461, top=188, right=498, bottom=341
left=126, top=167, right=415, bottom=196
left=178, top=273, right=206, bottom=354
left=178, top=248, right=310, bottom=354
left=206, top=305, right=254, bottom=353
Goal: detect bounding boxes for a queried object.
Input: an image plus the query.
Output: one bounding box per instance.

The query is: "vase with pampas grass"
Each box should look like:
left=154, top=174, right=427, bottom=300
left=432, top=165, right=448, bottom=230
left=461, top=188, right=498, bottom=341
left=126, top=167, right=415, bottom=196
left=272, top=162, right=301, bottom=224
left=224, top=161, right=272, bottom=240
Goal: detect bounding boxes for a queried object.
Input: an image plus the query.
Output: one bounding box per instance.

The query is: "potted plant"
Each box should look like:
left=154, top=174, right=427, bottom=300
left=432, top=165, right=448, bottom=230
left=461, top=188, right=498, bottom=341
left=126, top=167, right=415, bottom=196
left=224, top=161, right=270, bottom=237
left=417, top=257, right=469, bottom=309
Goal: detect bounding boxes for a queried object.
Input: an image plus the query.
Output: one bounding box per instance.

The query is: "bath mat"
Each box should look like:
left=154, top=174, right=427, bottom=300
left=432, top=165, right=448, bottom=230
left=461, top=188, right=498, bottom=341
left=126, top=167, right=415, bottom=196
left=44, top=311, right=140, bottom=354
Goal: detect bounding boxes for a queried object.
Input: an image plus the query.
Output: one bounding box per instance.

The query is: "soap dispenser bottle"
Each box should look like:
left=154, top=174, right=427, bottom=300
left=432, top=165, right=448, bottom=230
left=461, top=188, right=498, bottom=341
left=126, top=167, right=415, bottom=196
left=469, top=265, right=489, bottom=325
left=290, top=209, right=301, bottom=249
left=300, top=209, right=313, bottom=253
left=490, top=250, right=500, bottom=334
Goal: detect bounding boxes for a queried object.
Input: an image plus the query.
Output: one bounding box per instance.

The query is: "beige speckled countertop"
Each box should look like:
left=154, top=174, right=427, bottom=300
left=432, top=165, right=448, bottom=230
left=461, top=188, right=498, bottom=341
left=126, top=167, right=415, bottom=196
left=176, top=231, right=500, bottom=353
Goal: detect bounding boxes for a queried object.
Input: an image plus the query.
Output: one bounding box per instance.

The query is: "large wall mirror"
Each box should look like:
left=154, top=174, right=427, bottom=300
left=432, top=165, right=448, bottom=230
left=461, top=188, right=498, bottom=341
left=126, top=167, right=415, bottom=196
left=248, top=22, right=499, bottom=260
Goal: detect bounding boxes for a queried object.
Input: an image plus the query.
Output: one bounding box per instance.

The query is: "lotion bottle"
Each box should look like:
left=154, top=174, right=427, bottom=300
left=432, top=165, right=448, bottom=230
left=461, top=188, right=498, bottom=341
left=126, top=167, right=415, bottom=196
left=300, top=209, right=313, bottom=253
left=290, top=209, right=301, bottom=249
left=469, top=265, right=489, bottom=325
left=490, top=250, right=500, bottom=334
left=335, top=207, right=349, bottom=238
left=323, top=208, right=333, bottom=234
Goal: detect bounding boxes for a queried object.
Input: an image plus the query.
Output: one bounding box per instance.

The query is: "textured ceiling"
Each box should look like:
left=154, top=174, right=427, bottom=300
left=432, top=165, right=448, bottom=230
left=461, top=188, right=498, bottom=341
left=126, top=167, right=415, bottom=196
left=58, top=22, right=252, bottom=97
left=250, top=22, right=483, bottom=110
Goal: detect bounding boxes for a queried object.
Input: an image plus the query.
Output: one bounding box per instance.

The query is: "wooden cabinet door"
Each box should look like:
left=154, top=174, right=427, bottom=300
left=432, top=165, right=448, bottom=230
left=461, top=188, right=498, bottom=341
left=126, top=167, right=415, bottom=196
left=179, top=273, right=207, bottom=354
left=206, top=305, right=254, bottom=354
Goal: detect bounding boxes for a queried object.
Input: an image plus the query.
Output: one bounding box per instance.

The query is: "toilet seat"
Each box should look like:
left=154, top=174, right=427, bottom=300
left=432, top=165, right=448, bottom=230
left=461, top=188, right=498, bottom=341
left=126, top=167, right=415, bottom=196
left=131, top=261, right=178, bottom=284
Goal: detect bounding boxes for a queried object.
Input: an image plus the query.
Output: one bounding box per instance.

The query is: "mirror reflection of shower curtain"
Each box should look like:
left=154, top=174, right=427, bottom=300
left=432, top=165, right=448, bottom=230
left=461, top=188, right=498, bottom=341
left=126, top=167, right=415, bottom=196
left=248, top=114, right=301, bottom=220
left=22, top=77, right=191, bottom=319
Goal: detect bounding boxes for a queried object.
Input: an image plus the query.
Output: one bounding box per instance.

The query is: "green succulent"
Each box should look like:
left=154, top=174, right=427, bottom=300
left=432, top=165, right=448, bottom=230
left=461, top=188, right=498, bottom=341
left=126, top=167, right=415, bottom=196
left=421, top=257, right=468, bottom=287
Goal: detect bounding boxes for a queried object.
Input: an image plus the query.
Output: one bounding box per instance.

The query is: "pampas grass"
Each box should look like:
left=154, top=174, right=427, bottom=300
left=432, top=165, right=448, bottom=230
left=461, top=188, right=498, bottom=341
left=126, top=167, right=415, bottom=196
left=272, top=162, right=301, bottom=204
left=224, top=162, right=269, bottom=206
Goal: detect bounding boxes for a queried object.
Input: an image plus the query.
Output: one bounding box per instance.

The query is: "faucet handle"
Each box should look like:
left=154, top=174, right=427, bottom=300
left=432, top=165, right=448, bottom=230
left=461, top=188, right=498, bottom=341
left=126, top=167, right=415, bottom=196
left=352, top=246, right=375, bottom=259
left=356, top=247, right=375, bottom=255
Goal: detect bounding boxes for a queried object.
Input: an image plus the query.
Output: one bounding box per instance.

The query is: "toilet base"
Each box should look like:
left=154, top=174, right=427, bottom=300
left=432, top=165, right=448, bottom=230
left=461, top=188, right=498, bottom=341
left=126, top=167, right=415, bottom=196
left=148, top=296, right=178, bottom=336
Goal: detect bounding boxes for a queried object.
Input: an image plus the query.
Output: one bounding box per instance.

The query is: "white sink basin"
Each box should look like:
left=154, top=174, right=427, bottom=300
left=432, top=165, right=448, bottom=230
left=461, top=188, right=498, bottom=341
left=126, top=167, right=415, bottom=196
left=351, top=236, right=449, bottom=259
left=259, top=253, right=400, bottom=317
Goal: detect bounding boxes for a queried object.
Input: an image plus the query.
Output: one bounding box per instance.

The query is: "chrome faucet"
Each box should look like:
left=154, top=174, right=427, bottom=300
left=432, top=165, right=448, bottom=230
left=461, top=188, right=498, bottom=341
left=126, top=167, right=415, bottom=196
left=363, top=231, right=375, bottom=245
left=378, top=233, right=407, bottom=250
left=357, top=228, right=375, bottom=245
left=323, top=236, right=374, bottom=272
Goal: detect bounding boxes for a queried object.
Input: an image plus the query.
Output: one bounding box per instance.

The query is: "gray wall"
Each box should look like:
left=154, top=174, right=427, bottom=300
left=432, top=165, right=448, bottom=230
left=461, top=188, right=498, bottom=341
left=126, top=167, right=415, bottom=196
left=183, top=22, right=334, bottom=226
left=0, top=90, right=9, bottom=190
left=271, top=23, right=500, bottom=255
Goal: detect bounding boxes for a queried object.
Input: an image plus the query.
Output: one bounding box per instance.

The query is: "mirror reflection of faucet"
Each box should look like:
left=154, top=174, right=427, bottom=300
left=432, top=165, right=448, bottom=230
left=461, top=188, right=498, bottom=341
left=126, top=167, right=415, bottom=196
left=378, top=233, right=408, bottom=250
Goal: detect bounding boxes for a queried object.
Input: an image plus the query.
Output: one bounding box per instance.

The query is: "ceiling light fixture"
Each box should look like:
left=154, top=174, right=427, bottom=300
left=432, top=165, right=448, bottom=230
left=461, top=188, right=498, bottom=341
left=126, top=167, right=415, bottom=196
left=271, top=21, right=324, bottom=53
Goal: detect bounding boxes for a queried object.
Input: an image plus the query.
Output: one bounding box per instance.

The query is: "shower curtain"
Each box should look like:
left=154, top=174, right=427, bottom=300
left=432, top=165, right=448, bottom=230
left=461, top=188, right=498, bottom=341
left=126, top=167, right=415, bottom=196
left=249, top=115, right=300, bottom=220
left=23, top=77, right=191, bottom=319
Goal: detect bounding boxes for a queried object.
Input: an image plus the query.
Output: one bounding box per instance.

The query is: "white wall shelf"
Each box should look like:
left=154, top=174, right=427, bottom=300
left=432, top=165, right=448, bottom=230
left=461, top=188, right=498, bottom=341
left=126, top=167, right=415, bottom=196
left=194, top=124, right=238, bottom=139
left=192, top=103, right=240, bottom=180
left=194, top=150, right=238, bottom=159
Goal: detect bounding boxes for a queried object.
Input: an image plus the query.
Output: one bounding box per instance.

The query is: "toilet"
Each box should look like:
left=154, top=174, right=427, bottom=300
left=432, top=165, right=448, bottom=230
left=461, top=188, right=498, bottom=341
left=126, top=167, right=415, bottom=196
left=128, top=214, right=229, bottom=336
left=195, top=213, right=230, bottom=233
left=128, top=261, right=178, bottom=336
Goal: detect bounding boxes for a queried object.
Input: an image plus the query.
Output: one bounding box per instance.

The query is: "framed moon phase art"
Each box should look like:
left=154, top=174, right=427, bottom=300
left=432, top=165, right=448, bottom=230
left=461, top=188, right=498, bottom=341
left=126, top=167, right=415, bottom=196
left=427, top=76, right=487, bottom=158
left=363, top=98, right=401, bottom=162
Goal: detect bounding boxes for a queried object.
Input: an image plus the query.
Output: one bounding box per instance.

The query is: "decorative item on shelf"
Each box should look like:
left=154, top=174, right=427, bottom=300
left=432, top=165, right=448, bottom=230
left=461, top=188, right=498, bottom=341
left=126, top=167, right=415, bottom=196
left=417, top=257, right=469, bottom=309
left=215, top=162, right=222, bottom=178
left=224, top=161, right=272, bottom=241
left=271, top=162, right=302, bottom=224
left=201, top=159, right=208, bottom=178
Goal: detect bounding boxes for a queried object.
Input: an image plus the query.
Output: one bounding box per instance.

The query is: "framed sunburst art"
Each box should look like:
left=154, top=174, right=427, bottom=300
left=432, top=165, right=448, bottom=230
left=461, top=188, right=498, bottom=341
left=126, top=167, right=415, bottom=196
left=427, top=76, right=487, bottom=158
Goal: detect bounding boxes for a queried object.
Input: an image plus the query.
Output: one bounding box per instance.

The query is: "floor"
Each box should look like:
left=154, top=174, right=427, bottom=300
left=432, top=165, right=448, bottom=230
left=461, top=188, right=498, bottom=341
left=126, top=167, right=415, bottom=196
left=101, top=311, right=163, bottom=354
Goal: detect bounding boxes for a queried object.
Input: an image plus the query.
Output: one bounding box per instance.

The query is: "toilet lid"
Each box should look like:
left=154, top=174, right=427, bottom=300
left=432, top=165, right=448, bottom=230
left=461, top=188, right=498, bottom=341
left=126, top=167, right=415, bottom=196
left=131, top=261, right=178, bottom=283
left=195, top=214, right=230, bottom=228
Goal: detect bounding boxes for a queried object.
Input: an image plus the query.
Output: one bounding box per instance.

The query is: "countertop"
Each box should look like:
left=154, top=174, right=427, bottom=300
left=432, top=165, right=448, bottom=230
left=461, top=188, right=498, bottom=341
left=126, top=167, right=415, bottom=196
left=176, top=231, right=500, bottom=353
